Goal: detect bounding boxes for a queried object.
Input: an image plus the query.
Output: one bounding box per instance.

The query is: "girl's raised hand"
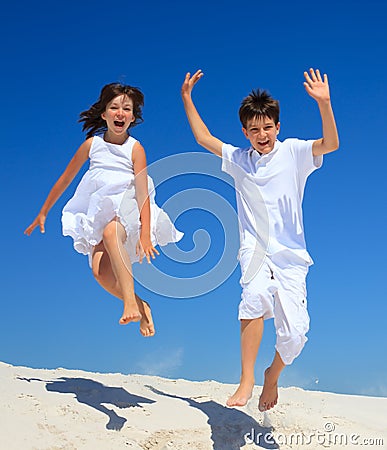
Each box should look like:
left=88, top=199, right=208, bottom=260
left=136, top=237, right=160, bottom=264
left=303, top=68, right=331, bottom=103
left=24, top=213, right=46, bottom=236
left=181, top=70, right=204, bottom=98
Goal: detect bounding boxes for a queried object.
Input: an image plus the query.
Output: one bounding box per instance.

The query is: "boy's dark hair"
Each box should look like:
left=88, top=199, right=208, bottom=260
left=239, top=88, right=280, bottom=128
left=79, top=83, right=144, bottom=138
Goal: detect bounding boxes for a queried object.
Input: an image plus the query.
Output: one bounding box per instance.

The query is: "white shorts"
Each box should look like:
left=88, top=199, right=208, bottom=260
left=238, top=249, right=310, bottom=365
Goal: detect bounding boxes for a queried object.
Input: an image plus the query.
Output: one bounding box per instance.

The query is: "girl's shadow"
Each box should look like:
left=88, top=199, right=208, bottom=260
left=146, top=385, right=278, bottom=449
left=19, top=377, right=155, bottom=431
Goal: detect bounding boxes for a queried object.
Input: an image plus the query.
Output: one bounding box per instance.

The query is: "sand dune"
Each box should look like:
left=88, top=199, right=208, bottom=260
left=0, top=361, right=386, bottom=449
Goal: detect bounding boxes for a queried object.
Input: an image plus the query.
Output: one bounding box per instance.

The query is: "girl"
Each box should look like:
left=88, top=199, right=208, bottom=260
left=25, top=83, right=183, bottom=336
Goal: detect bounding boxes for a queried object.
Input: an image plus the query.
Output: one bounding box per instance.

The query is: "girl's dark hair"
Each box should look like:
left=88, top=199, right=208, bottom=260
left=239, top=88, right=280, bottom=128
left=79, top=83, right=144, bottom=138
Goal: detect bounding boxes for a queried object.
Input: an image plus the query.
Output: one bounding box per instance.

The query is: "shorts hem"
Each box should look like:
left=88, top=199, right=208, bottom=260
left=238, top=311, right=274, bottom=321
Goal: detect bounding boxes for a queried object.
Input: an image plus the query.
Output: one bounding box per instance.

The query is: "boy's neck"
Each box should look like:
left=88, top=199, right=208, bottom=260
left=253, top=148, right=263, bottom=156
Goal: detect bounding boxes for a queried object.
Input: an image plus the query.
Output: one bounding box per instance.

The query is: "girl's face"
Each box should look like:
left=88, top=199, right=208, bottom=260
left=101, top=94, right=135, bottom=139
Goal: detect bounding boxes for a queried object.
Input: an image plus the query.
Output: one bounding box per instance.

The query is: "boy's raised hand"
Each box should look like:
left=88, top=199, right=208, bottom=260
left=181, top=70, right=204, bottom=98
left=303, top=68, right=331, bottom=104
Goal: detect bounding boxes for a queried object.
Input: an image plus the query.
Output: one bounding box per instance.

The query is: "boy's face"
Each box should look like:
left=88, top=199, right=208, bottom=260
left=242, top=116, right=280, bottom=154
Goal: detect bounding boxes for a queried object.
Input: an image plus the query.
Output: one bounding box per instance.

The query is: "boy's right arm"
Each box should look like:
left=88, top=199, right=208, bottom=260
left=181, top=70, right=224, bottom=157
left=24, top=138, right=92, bottom=235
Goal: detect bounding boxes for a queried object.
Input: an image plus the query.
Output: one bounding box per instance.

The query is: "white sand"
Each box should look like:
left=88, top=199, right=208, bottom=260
left=0, top=361, right=386, bottom=450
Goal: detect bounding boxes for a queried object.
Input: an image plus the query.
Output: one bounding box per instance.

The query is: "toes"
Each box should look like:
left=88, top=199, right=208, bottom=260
left=226, top=396, right=246, bottom=407
left=119, top=312, right=142, bottom=325
left=226, top=398, right=236, bottom=407
left=140, top=327, right=155, bottom=337
left=258, top=397, right=277, bottom=411
left=119, top=316, right=131, bottom=324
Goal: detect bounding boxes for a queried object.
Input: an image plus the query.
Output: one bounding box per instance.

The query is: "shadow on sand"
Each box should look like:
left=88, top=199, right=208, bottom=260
left=18, top=376, right=155, bottom=431
left=146, top=385, right=278, bottom=449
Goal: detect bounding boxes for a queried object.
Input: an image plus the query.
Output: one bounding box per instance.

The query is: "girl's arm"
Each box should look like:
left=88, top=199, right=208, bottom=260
left=132, top=141, right=159, bottom=263
left=24, top=138, right=92, bottom=236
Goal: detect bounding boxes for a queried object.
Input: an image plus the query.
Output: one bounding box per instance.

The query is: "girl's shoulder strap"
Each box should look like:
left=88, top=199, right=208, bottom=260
left=89, top=134, right=105, bottom=154
left=127, top=135, right=138, bottom=145
left=125, top=135, right=139, bottom=153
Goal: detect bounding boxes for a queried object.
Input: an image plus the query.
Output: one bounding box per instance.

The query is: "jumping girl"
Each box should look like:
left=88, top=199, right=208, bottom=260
left=25, top=83, right=183, bottom=336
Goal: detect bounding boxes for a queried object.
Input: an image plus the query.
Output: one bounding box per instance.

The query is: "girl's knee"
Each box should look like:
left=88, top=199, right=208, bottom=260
left=102, top=219, right=126, bottom=244
left=102, top=221, right=117, bottom=242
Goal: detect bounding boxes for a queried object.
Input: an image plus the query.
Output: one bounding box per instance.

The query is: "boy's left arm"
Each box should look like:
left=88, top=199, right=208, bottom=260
left=304, top=68, right=339, bottom=157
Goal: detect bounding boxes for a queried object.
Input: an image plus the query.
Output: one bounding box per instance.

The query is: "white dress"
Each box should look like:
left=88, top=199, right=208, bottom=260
left=62, top=135, right=183, bottom=266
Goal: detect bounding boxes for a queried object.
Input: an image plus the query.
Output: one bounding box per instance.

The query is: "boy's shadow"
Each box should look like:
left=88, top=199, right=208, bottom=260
left=146, top=385, right=278, bottom=449
left=18, top=377, right=155, bottom=431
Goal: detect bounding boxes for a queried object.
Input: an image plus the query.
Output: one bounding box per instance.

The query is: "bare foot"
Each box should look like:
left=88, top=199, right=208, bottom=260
left=258, top=367, right=278, bottom=412
left=226, top=378, right=255, bottom=407
left=119, top=301, right=142, bottom=325
left=137, top=298, right=155, bottom=337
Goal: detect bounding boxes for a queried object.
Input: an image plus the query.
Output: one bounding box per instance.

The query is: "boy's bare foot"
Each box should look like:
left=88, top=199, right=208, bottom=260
left=119, top=302, right=142, bottom=325
left=258, top=367, right=278, bottom=412
left=226, top=378, right=255, bottom=407
left=137, top=298, right=155, bottom=337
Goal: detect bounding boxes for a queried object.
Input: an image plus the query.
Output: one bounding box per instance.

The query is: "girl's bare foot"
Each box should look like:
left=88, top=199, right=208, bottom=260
left=137, top=298, right=155, bottom=337
left=258, top=367, right=278, bottom=412
left=226, top=378, right=255, bottom=407
left=119, top=301, right=142, bottom=325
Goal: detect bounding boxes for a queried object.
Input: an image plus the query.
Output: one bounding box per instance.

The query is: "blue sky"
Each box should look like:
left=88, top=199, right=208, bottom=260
left=2, top=0, right=386, bottom=398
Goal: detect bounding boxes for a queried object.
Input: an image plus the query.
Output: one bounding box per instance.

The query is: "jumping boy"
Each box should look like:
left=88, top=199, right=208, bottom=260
left=181, top=68, right=339, bottom=411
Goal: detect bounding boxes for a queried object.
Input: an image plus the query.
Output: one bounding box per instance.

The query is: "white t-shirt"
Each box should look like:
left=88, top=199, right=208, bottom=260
left=222, top=139, right=322, bottom=265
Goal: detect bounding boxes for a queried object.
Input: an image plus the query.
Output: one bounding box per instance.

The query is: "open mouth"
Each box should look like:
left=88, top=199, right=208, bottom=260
left=258, top=140, right=269, bottom=146
left=114, top=121, right=125, bottom=127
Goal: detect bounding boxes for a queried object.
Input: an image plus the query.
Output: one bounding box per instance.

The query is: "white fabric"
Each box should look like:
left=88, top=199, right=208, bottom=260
left=222, top=138, right=321, bottom=365
left=238, top=250, right=309, bottom=365
left=62, top=135, right=183, bottom=266
left=222, top=139, right=322, bottom=266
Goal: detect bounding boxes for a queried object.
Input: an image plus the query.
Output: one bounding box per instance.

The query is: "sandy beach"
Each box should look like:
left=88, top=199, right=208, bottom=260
left=0, top=361, right=385, bottom=449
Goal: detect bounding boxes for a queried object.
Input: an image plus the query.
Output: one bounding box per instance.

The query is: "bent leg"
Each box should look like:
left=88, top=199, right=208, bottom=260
left=227, top=317, right=264, bottom=407
left=273, top=263, right=310, bottom=365
left=258, top=261, right=309, bottom=412
left=227, top=258, right=276, bottom=407
left=102, top=218, right=140, bottom=324
left=92, top=241, right=155, bottom=335
left=92, top=241, right=121, bottom=297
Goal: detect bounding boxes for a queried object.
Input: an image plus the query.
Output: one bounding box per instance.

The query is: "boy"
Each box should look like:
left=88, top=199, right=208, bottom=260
left=181, top=68, right=339, bottom=411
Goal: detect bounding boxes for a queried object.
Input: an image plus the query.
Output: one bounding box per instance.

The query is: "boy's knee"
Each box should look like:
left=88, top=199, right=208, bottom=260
left=275, top=291, right=310, bottom=364
left=276, top=325, right=309, bottom=365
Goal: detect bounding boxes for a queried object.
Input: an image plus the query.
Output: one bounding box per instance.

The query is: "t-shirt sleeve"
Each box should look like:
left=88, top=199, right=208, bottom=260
left=221, top=143, right=240, bottom=177
left=289, top=138, right=323, bottom=179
